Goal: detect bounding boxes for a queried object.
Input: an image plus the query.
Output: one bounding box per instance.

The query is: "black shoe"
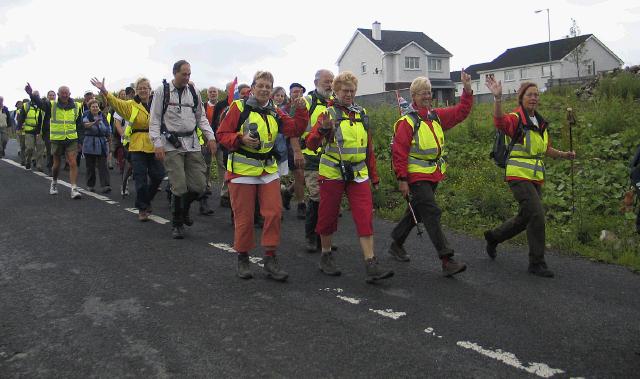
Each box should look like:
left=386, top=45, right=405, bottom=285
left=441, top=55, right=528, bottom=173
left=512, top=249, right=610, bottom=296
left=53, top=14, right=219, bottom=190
left=25, top=162, right=31, bottom=170
left=388, top=241, right=410, bottom=262
left=172, top=226, right=184, bottom=239
left=442, top=257, right=467, bottom=277
left=263, top=255, right=288, bottom=282
left=484, top=231, right=498, bottom=260
left=199, top=197, right=214, bottom=215
left=306, top=235, right=318, bottom=253
left=528, top=262, right=554, bottom=278
left=319, top=252, right=341, bottom=276
left=296, top=202, right=306, bottom=220
left=220, top=196, right=231, bottom=208
left=365, top=257, right=394, bottom=283
left=237, top=254, right=253, bottom=279
left=102, top=186, right=112, bottom=194
left=282, top=188, right=293, bottom=210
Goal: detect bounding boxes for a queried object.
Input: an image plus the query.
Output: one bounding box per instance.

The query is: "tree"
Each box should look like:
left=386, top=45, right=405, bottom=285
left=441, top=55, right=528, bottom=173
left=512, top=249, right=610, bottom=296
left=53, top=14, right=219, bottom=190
left=566, top=18, right=590, bottom=78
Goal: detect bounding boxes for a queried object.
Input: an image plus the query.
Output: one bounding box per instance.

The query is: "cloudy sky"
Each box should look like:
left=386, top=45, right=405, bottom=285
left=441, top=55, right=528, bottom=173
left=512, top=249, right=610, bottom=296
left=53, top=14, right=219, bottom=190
left=0, top=0, right=638, bottom=106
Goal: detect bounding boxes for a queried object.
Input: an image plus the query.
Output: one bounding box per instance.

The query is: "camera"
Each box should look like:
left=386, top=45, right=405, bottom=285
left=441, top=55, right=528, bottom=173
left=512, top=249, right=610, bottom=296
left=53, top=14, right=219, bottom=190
left=163, top=131, right=182, bottom=148
left=340, top=162, right=355, bottom=182
left=249, top=130, right=260, bottom=140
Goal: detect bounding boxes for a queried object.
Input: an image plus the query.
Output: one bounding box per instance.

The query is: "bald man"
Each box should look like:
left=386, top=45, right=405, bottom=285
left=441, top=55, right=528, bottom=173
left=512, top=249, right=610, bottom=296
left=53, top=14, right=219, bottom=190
left=26, top=83, right=83, bottom=199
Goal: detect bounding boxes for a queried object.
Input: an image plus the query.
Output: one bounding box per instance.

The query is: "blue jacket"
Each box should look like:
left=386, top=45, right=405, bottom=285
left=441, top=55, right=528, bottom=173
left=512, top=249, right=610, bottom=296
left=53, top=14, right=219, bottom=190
left=81, top=111, right=111, bottom=156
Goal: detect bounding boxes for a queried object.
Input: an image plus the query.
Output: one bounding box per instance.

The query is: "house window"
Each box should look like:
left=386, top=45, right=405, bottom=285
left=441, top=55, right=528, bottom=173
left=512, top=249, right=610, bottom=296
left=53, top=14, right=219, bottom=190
left=404, top=57, right=420, bottom=70
left=520, top=67, right=528, bottom=79
left=541, top=65, right=551, bottom=77
left=586, top=61, right=594, bottom=75
left=505, top=70, right=515, bottom=81
left=361, top=62, right=367, bottom=74
left=428, top=58, right=442, bottom=72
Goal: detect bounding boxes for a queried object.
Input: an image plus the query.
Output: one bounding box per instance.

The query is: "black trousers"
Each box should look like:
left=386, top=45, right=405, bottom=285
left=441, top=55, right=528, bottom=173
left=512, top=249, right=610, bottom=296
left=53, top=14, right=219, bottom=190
left=131, top=152, right=165, bottom=211
left=85, top=154, right=110, bottom=188
left=488, top=180, right=545, bottom=264
left=391, top=181, right=453, bottom=258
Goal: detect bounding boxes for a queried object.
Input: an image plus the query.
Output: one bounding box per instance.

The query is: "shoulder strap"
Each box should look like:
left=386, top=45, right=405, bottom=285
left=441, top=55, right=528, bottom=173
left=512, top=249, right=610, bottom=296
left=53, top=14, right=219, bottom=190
left=308, top=92, right=319, bottom=117
left=506, top=113, right=524, bottom=156
left=161, top=79, right=170, bottom=133
left=187, top=83, right=199, bottom=114
left=406, top=112, right=421, bottom=137
left=236, top=100, right=251, bottom=132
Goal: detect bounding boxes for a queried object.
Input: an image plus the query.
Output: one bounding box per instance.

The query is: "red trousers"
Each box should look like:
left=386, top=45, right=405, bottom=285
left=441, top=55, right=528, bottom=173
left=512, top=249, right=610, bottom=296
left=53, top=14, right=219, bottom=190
left=316, top=179, right=374, bottom=237
left=229, top=180, right=282, bottom=252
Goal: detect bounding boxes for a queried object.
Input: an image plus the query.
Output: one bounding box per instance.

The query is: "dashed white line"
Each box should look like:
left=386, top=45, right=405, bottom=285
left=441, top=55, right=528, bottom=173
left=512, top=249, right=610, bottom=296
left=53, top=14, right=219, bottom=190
left=124, top=208, right=170, bottom=224
left=368, top=308, right=407, bottom=320
left=336, top=295, right=361, bottom=304
left=424, top=327, right=443, bottom=339
left=209, top=242, right=236, bottom=253
left=456, top=341, right=565, bottom=378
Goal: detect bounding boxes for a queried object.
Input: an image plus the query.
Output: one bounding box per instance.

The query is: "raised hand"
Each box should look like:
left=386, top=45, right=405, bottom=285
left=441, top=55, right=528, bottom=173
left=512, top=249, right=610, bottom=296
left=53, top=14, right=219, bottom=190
left=90, top=77, right=108, bottom=95
left=461, top=69, right=472, bottom=92
left=294, top=96, right=306, bottom=110
left=485, top=74, right=502, bottom=97
left=25, top=82, right=33, bottom=95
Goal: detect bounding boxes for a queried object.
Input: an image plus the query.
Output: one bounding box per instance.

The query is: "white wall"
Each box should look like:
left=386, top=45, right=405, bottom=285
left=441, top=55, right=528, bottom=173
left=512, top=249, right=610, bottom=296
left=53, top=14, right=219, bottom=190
left=427, top=56, right=451, bottom=80
left=475, top=61, right=561, bottom=95
left=383, top=54, right=398, bottom=84
left=397, top=44, right=427, bottom=83
left=559, top=37, right=622, bottom=78
left=338, top=32, right=384, bottom=95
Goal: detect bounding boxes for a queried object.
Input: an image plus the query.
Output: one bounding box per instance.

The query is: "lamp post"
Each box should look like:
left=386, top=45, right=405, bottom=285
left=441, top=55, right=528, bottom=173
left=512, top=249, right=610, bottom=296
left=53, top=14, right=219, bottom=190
left=535, top=8, right=552, bottom=81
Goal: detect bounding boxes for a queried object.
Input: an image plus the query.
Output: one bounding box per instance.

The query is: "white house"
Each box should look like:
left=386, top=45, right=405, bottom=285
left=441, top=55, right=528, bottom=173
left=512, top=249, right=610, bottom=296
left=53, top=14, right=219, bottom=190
left=337, top=22, right=456, bottom=103
left=451, top=34, right=623, bottom=96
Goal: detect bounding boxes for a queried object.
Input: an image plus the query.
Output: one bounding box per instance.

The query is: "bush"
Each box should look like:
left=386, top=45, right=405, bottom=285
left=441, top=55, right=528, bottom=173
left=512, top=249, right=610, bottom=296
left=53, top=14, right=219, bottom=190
left=597, top=71, right=640, bottom=100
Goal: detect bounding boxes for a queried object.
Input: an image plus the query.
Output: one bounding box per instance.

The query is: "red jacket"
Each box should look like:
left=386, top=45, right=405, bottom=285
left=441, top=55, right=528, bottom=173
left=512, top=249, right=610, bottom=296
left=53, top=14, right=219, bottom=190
left=217, top=100, right=308, bottom=180
left=305, top=103, right=379, bottom=185
left=493, top=106, right=551, bottom=184
left=392, top=89, right=473, bottom=184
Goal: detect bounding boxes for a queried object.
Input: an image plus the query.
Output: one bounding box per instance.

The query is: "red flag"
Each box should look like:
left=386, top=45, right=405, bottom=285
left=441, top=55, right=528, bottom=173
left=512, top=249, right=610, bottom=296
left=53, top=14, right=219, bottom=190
left=227, top=77, right=237, bottom=106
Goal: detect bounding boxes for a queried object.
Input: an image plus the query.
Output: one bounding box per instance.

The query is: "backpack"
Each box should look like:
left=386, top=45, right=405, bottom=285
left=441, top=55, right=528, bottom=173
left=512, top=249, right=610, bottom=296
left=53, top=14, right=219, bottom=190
left=160, top=79, right=199, bottom=134
left=490, top=113, right=525, bottom=168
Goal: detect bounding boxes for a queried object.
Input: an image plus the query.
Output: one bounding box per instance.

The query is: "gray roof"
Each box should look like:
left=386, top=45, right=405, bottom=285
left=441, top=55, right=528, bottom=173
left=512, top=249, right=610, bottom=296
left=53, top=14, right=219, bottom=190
left=450, top=62, right=493, bottom=82
left=357, top=28, right=451, bottom=56
left=486, top=34, right=592, bottom=69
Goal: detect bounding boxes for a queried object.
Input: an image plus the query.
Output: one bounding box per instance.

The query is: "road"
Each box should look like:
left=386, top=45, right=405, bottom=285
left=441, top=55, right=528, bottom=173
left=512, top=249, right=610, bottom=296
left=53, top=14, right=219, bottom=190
left=1, top=139, right=639, bottom=378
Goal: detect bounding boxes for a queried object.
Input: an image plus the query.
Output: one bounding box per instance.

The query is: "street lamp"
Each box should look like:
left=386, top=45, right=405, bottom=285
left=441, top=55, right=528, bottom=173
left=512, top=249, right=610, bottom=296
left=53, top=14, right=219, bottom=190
left=535, top=8, right=552, bottom=81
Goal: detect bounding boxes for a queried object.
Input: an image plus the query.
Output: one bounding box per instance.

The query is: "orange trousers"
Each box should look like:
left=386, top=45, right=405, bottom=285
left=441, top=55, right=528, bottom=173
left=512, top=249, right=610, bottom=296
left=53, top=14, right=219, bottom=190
left=229, top=179, right=282, bottom=253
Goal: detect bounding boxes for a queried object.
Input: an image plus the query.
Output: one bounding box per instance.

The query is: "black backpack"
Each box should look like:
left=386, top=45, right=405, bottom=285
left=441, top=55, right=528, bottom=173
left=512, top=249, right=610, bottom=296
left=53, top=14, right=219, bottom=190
left=490, top=113, right=525, bottom=168
left=160, top=79, right=199, bottom=133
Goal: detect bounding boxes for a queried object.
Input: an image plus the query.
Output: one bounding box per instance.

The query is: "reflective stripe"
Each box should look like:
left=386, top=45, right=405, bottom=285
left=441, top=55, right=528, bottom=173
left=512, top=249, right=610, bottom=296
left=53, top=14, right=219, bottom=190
left=230, top=152, right=274, bottom=168
left=324, top=146, right=367, bottom=155
left=506, top=159, right=545, bottom=172
left=319, top=156, right=366, bottom=172
left=410, top=147, right=438, bottom=155
left=408, top=156, right=445, bottom=168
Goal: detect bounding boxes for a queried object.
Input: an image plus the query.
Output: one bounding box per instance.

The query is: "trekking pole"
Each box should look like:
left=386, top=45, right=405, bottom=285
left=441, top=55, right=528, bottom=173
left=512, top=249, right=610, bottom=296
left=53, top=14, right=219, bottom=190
left=406, top=194, right=424, bottom=237
left=566, top=108, right=576, bottom=214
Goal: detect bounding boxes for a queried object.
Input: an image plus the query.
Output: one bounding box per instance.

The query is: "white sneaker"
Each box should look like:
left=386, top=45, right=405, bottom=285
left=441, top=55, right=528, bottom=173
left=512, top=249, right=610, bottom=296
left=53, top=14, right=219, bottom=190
left=49, top=181, right=58, bottom=195
left=70, top=187, right=81, bottom=199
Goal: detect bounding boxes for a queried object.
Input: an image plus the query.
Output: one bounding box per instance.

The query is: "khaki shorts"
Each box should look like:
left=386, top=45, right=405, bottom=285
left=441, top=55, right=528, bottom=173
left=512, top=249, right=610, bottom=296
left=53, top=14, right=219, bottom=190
left=304, top=170, right=320, bottom=202
left=51, top=140, right=78, bottom=157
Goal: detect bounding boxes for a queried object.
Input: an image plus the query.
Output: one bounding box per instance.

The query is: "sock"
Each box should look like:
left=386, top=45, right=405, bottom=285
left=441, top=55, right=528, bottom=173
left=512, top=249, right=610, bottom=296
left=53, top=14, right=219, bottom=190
left=265, top=250, right=275, bottom=257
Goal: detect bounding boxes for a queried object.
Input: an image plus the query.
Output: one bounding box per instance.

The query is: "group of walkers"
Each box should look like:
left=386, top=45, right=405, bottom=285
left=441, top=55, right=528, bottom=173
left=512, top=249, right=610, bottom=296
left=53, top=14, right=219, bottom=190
left=4, top=59, right=584, bottom=283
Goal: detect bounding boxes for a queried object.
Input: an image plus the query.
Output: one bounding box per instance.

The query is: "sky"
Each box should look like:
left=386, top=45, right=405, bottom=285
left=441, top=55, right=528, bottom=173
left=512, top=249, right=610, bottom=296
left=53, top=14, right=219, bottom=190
left=0, top=0, right=638, bottom=106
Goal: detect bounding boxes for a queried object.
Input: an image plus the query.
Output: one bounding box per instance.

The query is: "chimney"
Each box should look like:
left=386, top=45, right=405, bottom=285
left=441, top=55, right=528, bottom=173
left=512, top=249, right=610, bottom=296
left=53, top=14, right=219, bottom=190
left=372, top=21, right=381, bottom=41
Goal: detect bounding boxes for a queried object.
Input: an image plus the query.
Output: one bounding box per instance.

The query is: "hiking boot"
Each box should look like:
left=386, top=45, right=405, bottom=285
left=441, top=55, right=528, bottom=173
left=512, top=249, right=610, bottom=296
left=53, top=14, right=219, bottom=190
left=237, top=254, right=253, bottom=279
left=442, top=257, right=467, bottom=277
left=282, top=188, right=293, bottom=210
left=306, top=235, right=318, bottom=253
left=263, top=255, right=288, bottom=282
left=484, top=230, right=498, bottom=260
left=138, top=210, right=150, bottom=222
left=172, top=226, right=185, bottom=239
left=296, top=202, right=306, bottom=219
left=70, top=187, right=82, bottom=199
left=365, top=257, right=394, bottom=283
left=319, top=252, right=341, bottom=276
left=25, top=162, right=31, bottom=170
left=49, top=181, right=58, bottom=195
left=528, top=262, right=554, bottom=278
left=388, top=241, right=410, bottom=262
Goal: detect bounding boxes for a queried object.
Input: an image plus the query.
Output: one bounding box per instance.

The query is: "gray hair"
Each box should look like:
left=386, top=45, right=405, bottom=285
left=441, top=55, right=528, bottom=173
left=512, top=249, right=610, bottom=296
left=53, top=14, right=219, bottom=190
left=314, top=69, right=334, bottom=82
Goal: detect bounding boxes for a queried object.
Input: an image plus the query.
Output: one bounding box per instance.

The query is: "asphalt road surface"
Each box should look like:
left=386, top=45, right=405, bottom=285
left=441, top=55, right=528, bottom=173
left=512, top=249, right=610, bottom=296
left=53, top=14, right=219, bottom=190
left=1, top=139, right=639, bottom=378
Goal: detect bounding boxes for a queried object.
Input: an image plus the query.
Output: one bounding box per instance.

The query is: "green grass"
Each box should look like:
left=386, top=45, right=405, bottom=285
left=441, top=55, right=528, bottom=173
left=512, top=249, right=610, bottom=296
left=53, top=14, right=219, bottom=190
left=365, top=82, right=640, bottom=272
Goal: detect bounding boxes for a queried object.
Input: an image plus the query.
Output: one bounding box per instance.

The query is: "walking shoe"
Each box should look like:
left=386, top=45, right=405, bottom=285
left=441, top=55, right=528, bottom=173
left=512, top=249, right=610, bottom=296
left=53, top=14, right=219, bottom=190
left=296, top=202, right=306, bottom=220
left=102, top=186, right=112, bottom=194
left=138, top=210, right=150, bottom=222
left=263, top=255, right=288, bottom=282
left=25, top=162, right=31, bottom=170
left=528, top=262, right=554, bottom=278
left=319, top=252, right=341, bottom=276
left=388, top=241, right=410, bottom=262
left=49, top=181, right=58, bottom=195
left=282, top=188, right=293, bottom=210
left=237, top=254, right=253, bottom=279
left=70, top=187, right=82, bottom=199
left=442, top=257, right=467, bottom=277
left=172, top=226, right=185, bottom=239
left=484, top=231, right=498, bottom=260
left=305, top=235, right=318, bottom=253
left=365, top=257, right=394, bottom=283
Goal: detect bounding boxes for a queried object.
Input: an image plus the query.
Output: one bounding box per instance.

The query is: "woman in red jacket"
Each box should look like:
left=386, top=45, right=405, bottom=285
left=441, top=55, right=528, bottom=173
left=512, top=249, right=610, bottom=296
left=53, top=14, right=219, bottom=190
left=306, top=71, right=393, bottom=283
left=217, top=71, right=308, bottom=281
left=389, top=73, right=474, bottom=277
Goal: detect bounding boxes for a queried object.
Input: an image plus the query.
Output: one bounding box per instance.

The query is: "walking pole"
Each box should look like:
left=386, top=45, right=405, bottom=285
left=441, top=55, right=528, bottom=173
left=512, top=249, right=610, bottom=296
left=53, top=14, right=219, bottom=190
left=406, top=194, right=424, bottom=237
left=566, top=108, right=576, bottom=214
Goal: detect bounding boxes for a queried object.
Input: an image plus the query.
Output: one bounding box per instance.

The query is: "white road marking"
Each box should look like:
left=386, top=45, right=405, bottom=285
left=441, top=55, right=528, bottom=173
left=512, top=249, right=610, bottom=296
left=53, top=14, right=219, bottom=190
left=336, top=295, right=361, bottom=304
left=456, top=341, right=565, bottom=378
left=124, top=208, right=170, bottom=224
left=2, top=158, right=25, bottom=169
left=32, top=171, right=48, bottom=177
left=208, top=242, right=236, bottom=253
left=368, top=308, right=407, bottom=320
left=424, top=327, right=443, bottom=339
